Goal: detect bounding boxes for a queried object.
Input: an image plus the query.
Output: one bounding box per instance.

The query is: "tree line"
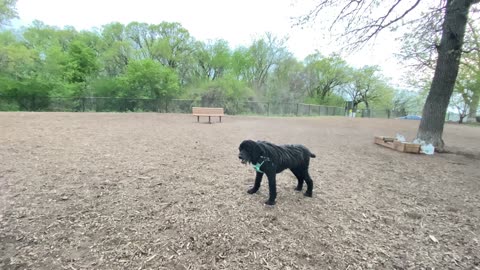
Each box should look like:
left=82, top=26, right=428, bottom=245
left=0, top=20, right=406, bottom=113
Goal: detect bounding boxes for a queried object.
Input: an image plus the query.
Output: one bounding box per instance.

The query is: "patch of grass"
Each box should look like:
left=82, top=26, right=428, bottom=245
left=465, top=121, right=480, bottom=127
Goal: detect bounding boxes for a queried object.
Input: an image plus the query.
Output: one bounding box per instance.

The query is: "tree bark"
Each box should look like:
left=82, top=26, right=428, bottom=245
left=416, top=0, right=475, bottom=152
left=466, top=91, right=479, bottom=122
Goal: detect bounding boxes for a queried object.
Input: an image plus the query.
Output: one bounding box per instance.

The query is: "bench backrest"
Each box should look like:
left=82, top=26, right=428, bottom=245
left=192, top=107, right=224, bottom=115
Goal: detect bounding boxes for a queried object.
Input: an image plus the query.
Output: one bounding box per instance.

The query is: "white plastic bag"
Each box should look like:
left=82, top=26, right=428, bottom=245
left=421, top=144, right=435, bottom=155
left=413, top=139, right=435, bottom=155
left=396, top=134, right=406, bottom=142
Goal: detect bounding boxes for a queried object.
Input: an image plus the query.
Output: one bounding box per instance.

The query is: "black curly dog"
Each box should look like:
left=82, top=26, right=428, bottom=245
left=238, top=140, right=316, bottom=205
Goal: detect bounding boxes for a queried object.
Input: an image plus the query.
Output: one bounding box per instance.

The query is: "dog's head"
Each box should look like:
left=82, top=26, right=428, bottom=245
left=238, top=140, right=263, bottom=164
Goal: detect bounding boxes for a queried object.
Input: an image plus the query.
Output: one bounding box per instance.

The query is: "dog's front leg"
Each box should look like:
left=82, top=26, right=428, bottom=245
left=265, top=173, right=276, bottom=205
left=247, top=172, right=263, bottom=194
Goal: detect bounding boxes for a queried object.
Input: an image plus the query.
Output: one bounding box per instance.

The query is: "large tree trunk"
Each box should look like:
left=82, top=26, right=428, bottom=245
left=416, top=0, right=475, bottom=152
left=466, top=92, right=479, bottom=122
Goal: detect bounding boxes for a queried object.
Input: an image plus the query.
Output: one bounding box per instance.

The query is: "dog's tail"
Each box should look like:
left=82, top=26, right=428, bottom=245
left=310, top=153, right=316, bottom=158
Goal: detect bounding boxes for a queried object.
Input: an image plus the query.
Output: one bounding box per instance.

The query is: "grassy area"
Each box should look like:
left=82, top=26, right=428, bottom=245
left=465, top=121, right=480, bottom=127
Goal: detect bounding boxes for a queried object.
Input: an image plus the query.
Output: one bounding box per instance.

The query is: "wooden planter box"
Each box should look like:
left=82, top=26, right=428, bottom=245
left=374, top=136, right=421, bottom=154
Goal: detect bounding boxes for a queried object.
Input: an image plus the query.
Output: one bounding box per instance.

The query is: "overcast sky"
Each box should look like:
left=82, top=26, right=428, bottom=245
left=14, top=0, right=412, bottom=88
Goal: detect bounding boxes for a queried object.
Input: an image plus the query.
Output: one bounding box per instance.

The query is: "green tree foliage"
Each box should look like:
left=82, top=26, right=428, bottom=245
left=125, top=22, right=193, bottom=68
left=121, top=59, right=180, bottom=99
left=65, top=41, right=98, bottom=83
left=342, top=66, right=394, bottom=111
left=0, top=16, right=402, bottom=113
left=454, top=66, right=480, bottom=123
left=190, top=75, right=253, bottom=114
left=304, top=53, right=349, bottom=103
left=458, top=21, right=480, bottom=122
left=0, top=0, right=17, bottom=27
left=89, top=77, right=124, bottom=97
left=21, top=21, right=77, bottom=96
left=231, top=46, right=254, bottom=82
left=193, top=39, right=231, bottom=81
left=228, top=34, right=291, bottom=98
left=267, top=56, right=307, bottom=103
left=247, top=34, right=290, bottom=94
left=0, top=30, right=52, bottom=109
left=0, top=31, right=35, bottom=79
left=392, top=90, right=425, bottom=116
left=450, top=92, right=471, bottom=123
left=99, top=22, right=133, bottom=77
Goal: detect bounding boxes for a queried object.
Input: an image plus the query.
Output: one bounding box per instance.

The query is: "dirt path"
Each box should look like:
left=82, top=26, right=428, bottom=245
left=1, top=112, right=479, bottom=269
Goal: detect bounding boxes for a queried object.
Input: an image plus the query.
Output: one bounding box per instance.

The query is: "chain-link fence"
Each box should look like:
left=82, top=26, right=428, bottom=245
left=0, top=95, right=429, bottom=119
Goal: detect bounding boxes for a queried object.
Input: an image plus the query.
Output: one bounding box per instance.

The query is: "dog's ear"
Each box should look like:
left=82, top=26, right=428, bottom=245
left=249, top=141, right=263, bottom=162
left=239, top=140, right=249, bottom=151
left=239, top=140, right=263, bottom=162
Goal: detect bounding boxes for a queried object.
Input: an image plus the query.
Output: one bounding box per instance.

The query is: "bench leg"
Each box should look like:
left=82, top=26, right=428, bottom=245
left=208, top=116, right=211, bottom=123
left=197, top=116, right=199, bottom=122
left=219, top=116, right=222, bottom=123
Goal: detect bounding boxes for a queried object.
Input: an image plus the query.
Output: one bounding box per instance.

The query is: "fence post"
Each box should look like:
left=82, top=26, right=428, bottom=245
left=308, top=104, right=311, bottom=116
left=267, top=102, right=270, bottom=116
left=93, top=97, right=97, bottom=112
left=165, top=99, right=168, bottom=113
left=296, top=103, right=299, bottom=116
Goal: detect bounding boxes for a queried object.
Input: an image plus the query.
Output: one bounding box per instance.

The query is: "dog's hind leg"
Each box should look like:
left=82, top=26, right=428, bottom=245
left=248, top=172, right=264, bottom=194
left=304, top=170, right=313, bottom=197
left=290, top=168, right=305, bottom=191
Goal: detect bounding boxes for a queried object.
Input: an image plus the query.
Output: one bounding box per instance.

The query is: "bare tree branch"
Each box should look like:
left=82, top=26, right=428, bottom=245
left=295, top=0, right=425, bottom=50
left=462, top=47, right=480, bottom=53
left=345, top=0, right=421, bottom=48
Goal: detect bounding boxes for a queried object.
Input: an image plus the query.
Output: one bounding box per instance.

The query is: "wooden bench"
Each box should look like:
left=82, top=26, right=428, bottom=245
left=374, top=136, right=421, bottom=154
left=192, top=107, right=224, bottom=123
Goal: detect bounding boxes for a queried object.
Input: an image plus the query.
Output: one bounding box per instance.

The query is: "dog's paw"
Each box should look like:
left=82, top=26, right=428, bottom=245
left=304, top=191, right=313, bottom=197
left=247, top=188, right=258, bottom=194
left=264, top=200, right=276, bottom=206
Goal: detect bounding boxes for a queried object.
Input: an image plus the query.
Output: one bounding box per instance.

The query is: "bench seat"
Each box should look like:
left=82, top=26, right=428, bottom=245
left=192, top=107, right=225, bottom=123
